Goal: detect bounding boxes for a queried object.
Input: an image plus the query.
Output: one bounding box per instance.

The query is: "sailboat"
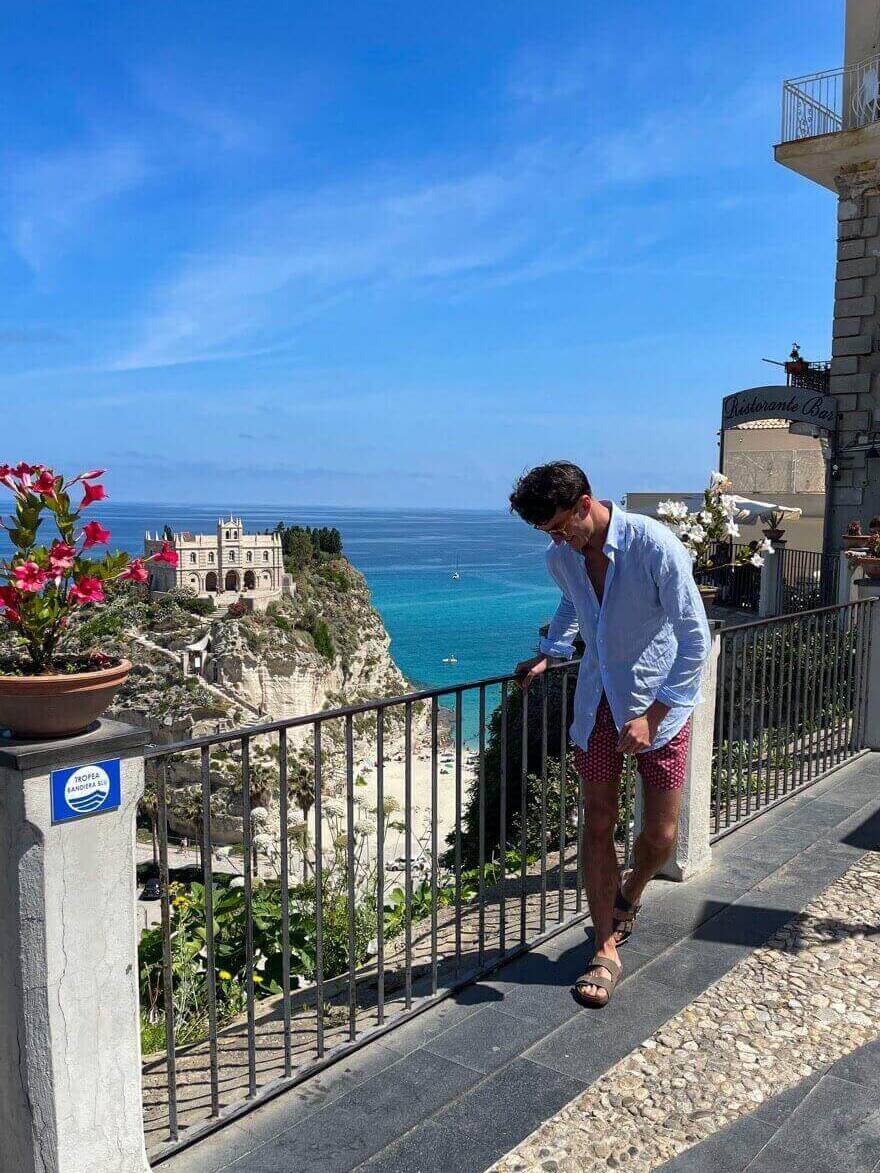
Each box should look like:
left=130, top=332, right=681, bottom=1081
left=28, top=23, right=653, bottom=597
left=442, top=654, right=458, bottom=665
left=451, top=554, right=460, bottom=581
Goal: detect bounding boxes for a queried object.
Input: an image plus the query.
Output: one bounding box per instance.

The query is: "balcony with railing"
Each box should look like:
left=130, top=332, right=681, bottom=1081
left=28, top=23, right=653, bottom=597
left=776, top=54, right=880, bottom=189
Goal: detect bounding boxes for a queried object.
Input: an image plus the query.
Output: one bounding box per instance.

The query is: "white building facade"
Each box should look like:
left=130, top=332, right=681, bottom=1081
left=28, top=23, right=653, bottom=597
left=145, top=517, right=290, bottom=609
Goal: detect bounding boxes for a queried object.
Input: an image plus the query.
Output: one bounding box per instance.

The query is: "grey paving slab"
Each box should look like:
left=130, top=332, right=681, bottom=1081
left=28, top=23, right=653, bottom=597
left=636, top=934, right=749, bottom=996
left=522, top=972, right=690, bottom=1082
left=157, top=1121, right=261, bottom=1173
left=359, top=1058, right=586, bottom=1173
left=744, top=1075, right=880, bottom=1173
left=689, top=900, right=799, bottom=949
left=655, top=1113, right=775, bottom=1172
left=828, top=1038, right=880, bottom=1089
left=752, top=1073, right=821, bottom=1130
left=423, top=1004, right=549, bottom=1074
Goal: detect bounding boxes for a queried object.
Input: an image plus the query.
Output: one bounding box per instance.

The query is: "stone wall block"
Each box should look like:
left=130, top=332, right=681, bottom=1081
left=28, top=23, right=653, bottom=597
left=831, top=372, right=872, bottom=393
left=839, top=198, right=862, bottom=220
left=836, top=486, right=865, bottom=504
left=837, top=277, right=865, bottom=299
left=862, top=216, right=879, bottom=236
left=839, top=237, right=868, bottom=260
left=865, top=193, right=880, bottom=218
left=837, top=294, right=875, bottom=317
left=832, top=357, right=860, bottom=375
left=833, top=316, right=865, bottom=337
left=835, top=468, right=855, bottom=486
left=834, top=391, right=859, bottom=409
left=839, top=218, right=863, bottom=240
left=833, top=333, right=874, bottom=356
left=837, top=257, right=877, bottom=280
left=845, top=410, right=872, bottom=430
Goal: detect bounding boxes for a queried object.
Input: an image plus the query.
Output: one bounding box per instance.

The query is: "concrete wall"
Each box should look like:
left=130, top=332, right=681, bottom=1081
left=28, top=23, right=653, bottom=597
left=845, top=0, right=880, bottom=68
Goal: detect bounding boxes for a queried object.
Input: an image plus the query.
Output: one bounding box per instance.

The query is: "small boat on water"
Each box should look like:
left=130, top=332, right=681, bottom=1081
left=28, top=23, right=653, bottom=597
left=451, top=554, right=460, bottom=581
left=442, top=655, right=458, bottom=665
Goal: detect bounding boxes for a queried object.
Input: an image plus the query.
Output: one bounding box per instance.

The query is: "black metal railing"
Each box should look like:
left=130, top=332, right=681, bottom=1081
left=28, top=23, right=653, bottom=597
left=694, top=541, right=761, bottom=611
left=710, top=599, right=873, bottom=839
left=140, top=660, right=640, bottom=1158
left=777, top=546, right=839, bottom=614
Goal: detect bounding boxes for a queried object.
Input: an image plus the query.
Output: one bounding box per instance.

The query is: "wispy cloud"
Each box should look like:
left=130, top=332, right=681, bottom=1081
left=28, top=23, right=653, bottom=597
left=5, top=140, right=148, bottom=272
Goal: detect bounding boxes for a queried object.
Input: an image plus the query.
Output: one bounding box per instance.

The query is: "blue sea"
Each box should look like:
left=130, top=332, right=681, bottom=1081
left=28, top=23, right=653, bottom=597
left=1, top=502, right=559, bottom=721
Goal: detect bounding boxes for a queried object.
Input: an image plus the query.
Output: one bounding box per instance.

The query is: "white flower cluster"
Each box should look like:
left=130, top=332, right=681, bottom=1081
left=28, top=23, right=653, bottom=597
left=657, top=473, right=767, bottom=571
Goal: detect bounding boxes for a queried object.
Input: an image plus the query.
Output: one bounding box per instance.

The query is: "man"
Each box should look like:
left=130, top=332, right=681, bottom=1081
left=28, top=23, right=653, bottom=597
left=510, top=461, right=710, bottom=1008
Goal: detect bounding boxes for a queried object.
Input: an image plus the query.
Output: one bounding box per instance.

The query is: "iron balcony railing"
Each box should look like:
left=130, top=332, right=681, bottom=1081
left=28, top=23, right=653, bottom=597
left=693, top=540, right=761, bottom=611
left=781, top=53, right=880, bottom=144
left=140, top=660, right=640, bottom=1159
left=711, top=599, right=873, bottom=839
left=777, top=546, right=840, bottom=615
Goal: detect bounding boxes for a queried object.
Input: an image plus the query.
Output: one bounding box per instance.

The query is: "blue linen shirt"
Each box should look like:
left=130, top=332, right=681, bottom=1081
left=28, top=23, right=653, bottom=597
left=538, top=503, right=711, bottom=752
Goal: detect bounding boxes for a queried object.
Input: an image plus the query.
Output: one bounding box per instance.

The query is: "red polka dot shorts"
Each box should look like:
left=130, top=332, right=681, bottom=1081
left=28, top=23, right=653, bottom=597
left=573, top=695, right=691, bottom=791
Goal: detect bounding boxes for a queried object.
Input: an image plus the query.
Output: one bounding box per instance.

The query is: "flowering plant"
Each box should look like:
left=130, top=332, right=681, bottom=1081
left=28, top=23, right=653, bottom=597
left=846, top=519, right=863, bottom=536
left=0, top=462, right=178, bottom=674
left=657, top=473, right=771, bottom=574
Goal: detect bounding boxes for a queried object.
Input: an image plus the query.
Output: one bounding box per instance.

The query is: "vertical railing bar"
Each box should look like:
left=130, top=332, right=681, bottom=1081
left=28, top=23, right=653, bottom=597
left=782, top=618, right=794, bottom=795
left=796, top=614, right=808, bottom=790
left=713, top=635, right=727, bottom=835
left=835, top=600, right=849, bottom=764
left=746, top=626, right=757, bottom=814
left=557, top=670, right=568, bottom=922
left=404, top=701, right=413, bottom=1008
left=725, top=630, right=737, bottom=832
left=430, top=698, right=439, bottom=995
left=857, top=601, right=873, bottom=746
left=375, top=710, right=385, bottom=1025
left=846, top=604, right=860, bottom=753
left=539, top=675, right=548, bottom=935
left=820, top=611, right=832, bottom=774
left=240, top=736, right=257, bottom=1098
left=157, top=759, right=178, bottom=1141
left=808, top=613, right=821, bottom=780
left=477, top=686, right=486, bottom=970
left=313, top=722, right=325, bottom=1057
left=199, top=746, right=220, bottom=1117
left=769, top=625, right=781, bottom=801
left=278, top=731, right=292, bottom=1079
left=454, top=690, right=463, bottom=976
left=735, top=629, right=747, bottom=825
left=345, top=716, right=357, bottom=1041
left=499, top=682, right=508, bottom=953
left=575, top=672, right=584, bottom=914
left=520, top=688, right=528, bottom=945
left=756, top=624, right=768, bottom=812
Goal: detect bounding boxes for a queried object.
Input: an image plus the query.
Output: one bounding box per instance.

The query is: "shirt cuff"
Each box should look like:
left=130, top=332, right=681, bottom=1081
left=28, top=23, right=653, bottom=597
left=538, top=636, right=574, bottom=660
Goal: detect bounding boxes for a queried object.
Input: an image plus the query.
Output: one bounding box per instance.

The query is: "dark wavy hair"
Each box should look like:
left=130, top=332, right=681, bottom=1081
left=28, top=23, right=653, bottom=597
left=508, top=461, right=592, bottom=526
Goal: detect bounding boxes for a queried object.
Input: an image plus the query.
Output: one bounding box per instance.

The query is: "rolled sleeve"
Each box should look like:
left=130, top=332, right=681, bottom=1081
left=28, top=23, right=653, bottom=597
left=539, top=591, right=579, bottom=660
left=652, top=540, right=711, bottom=708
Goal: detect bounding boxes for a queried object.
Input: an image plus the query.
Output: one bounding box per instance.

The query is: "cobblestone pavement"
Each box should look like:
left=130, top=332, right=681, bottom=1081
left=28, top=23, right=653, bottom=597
left=489, top=853, right=880, bottom=1173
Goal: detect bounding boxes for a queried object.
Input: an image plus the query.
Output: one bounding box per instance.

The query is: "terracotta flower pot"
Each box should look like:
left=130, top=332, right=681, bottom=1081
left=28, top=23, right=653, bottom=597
left=860, top=557, right=880, bottom=580
left=842, top=533, right=867, bottom=550
left=762, top=528, right=785, bottom=543
left=0, top=658, right=131, bottom=739
left=697, top=583, right=719, bottom=606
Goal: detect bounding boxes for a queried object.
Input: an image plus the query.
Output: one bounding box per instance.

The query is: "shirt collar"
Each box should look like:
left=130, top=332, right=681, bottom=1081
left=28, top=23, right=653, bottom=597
left=603, top=501, right=628, bottom=555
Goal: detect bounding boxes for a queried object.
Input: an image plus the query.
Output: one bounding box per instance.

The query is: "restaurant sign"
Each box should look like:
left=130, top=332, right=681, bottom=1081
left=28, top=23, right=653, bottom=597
left=722, top=386, right=837, bottom=431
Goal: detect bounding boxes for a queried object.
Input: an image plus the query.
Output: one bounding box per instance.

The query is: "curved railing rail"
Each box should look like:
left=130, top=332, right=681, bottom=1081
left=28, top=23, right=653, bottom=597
left=781, top=53, right=880, bottom=143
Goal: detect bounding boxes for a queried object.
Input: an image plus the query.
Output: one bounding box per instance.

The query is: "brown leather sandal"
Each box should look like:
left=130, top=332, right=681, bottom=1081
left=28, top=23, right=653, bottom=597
left=613, top=871, right=641, bottom=946
left=573, top=954, right=621, bottom=1009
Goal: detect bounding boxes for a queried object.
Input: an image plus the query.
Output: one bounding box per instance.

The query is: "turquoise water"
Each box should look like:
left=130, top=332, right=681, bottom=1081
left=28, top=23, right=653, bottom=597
left=0, top=503, right=559, bottom=724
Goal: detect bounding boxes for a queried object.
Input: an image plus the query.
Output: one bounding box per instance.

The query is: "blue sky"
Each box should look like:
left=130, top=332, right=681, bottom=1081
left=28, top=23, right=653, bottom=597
left=3, top=1, right=844, bottom=507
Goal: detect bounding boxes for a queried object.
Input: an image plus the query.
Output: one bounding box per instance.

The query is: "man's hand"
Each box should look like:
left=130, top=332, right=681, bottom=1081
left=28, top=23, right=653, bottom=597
left=617, top=700, right=669, bottom=754
left=514, top=655, right=548, bottom=691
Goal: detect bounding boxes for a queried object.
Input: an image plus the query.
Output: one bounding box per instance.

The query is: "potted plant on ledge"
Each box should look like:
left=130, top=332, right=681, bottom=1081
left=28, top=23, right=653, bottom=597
left=851, top=532, right=880, bottom=580
left=842, top=519, right=866, bottom=550
left=760, top=509, right=787, bottom=544
left=657, top=473, right=771, bottom=606
left=0, top=462, right=178, bottom=739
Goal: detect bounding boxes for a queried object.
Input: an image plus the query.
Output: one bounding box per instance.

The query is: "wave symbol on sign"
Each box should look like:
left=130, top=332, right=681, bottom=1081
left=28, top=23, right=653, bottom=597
left=64, top=766, right=112, bottom=814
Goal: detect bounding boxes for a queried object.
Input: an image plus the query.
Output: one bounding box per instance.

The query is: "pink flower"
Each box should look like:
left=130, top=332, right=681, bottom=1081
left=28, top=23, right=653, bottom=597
left=0, top=605, right=20, bottom=626
left=80, top=481, right=108, bottom=508
left=12, top=561, right=48, bottom=593
left=32, top=469, right=57, bottom=496
left=0, top=464, right=17, bottom=491
left=0, top=584, right=18, bottom=609
left=12, top=462, right=33, bottom=489
left=82, top=520, right=111, bottom=548
left=120, top=558, right=149, bottom=584
left=73, top=468, right=107, bottom=483
left=48, top=541, right=76, bottom=574
left=151, top=540, right=179, bottom=566
left=68, top=576, right=105, bottom=605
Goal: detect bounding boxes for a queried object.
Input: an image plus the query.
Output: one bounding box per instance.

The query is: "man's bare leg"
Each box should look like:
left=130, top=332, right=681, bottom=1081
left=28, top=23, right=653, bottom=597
left=580, top=776, right=622, bottom=1004
left=620, top=779, right=683, bottom=911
